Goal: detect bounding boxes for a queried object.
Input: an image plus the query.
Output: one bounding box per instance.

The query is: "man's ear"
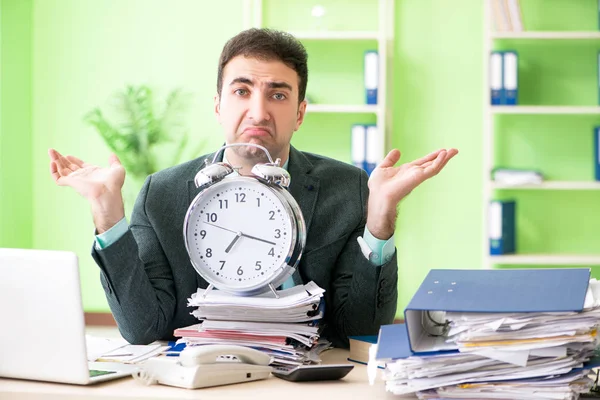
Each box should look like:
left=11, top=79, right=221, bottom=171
left=294, top=100, right=307, bottom=131
left=214, top=94, right=221, bottom=122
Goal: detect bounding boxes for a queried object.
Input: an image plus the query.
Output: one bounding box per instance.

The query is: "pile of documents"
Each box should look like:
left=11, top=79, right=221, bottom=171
left=175, top=281, right=330, bottom=366
left=374, top=269, right=600, bottom=399
left=86, top=336, right=168, bottom=364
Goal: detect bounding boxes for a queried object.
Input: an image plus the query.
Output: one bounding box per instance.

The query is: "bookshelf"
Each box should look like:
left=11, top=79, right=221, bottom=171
left=242, top=0, right=394, bottom=164
left=491, top=181, right=600, bottom=190
left=492, top=106, right=600, bottom=114
left=492, top=31, right=600, bottom=40
left=483, top=0, right=600, bottom=269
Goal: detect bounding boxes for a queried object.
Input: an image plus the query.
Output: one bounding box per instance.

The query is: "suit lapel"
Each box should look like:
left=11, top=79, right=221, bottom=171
left=288, top=147, right=319, bottom=235
left=287, top=147, right=319, bottom=286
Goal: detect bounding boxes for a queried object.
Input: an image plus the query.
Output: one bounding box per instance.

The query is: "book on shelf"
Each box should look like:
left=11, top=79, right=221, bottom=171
left=491, top=0, right=524, bottom=32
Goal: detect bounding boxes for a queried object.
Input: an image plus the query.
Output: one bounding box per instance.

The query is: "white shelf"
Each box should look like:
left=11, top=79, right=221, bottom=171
left=490, top=254, right=600, bottom=265
left=492, top=31, right=600, bottom=40
left=491, top=106, right=600, bottom=114
left=289, top=31, right=379, bottom=40
left=306, top=104, right=379, bottom=114
left=491, top=181, right=600, bottom=190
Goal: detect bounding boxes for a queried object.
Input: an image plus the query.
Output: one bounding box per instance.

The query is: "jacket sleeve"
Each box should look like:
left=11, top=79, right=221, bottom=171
left=91, top=175, right=177, bottom=345
left=325, top=171, right=398, bottom=348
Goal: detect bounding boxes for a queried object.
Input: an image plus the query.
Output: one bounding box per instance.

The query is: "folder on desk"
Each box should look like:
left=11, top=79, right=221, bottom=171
left=364, top=50, right=378, bottom=105
left=403, top=268, right=591, bottom=354
left=375, top=323, right=414, bottom=361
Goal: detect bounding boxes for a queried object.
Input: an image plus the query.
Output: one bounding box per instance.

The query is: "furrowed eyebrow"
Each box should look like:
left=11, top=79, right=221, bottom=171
left=229, top=77, right=293, bottom=92
left=268, top=81, right=293, bottom=91
left=230, top=77, right=254, bottom=86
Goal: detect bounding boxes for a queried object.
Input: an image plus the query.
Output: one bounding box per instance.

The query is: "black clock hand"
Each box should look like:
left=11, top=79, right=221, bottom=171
left=239, top=232, right=276, bottom=246
left=225, top=233, right=242, bottom=253
left=204, top=221, right=276, bottom=246
left=203, top=221, right=237, bottom=234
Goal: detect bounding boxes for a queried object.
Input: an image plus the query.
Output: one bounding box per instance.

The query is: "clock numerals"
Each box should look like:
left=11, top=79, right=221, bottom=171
left=255, top=261, right=262, bottom=271
left=206, top=248, right=213, bottom=258
left=206, top=213, right=218, bottom=223
left=237, top=266, right=244, bottom=276
left=268, top=210, right=275, bottom=220
left=274, top=229, right=281, bottom=239
left=218, top=199, right=229, bottom=209
left=199, top=230, right=206, bottom=239
left=219, top=260, right=226, bottom=270
left=268, top=248, right=275, bottom=257
left=235, top=193, right=246, bottom=203
left=256, top=197, right=261, bottom=207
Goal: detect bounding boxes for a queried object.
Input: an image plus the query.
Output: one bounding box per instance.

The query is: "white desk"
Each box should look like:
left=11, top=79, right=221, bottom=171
left=0, top=348, right=399, bottom=400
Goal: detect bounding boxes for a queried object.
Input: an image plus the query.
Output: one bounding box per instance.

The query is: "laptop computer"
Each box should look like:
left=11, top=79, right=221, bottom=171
left=0, top=247, right=138, bottom=384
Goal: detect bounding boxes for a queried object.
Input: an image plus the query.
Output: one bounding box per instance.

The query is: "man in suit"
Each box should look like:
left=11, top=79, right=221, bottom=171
left=49, top=28, right=458, bottom=347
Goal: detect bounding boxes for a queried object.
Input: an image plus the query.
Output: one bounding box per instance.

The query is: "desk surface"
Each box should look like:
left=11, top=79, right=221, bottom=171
left=1, top=329, right=399, bottom=400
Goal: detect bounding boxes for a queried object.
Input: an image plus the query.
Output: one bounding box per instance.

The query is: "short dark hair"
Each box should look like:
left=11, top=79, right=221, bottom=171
left=216, top=28, right=308, bottom=103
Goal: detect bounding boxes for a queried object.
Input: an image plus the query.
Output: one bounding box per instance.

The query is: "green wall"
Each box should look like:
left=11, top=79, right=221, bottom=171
left=30, top=0, right=242, bottom=311
left=2, top=0, right=598, bottom=318
left=0, top=0, right=32, bottom=249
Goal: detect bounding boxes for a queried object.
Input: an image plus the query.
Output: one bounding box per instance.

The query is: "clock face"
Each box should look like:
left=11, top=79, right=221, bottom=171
left=184, top=177, right=295, bottom=292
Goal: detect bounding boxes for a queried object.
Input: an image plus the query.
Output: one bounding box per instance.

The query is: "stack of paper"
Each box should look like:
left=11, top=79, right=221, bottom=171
left=376, top=276, right=600, bottom=399
left=175, top=281, right=330, bottom=366
left=86, top=336, right=168, bottom=364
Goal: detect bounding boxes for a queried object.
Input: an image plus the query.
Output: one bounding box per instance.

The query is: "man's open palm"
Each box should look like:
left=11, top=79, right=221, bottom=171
left=369, top=148, right=459, bottom=207
left=49, top=149, right=125, bottom=202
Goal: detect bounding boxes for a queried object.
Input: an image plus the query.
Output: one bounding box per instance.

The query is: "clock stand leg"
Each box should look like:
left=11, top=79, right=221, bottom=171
left=201, top=284, right=215, bottom=298
left=268, top=283, right=280, bottom=299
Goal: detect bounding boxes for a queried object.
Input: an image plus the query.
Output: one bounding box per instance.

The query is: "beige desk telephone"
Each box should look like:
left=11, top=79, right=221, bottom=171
left=134, top=344, right=273, bottom=389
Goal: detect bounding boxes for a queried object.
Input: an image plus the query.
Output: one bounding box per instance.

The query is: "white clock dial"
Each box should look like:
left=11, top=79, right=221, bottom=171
left=185, top=177, right=295, bottom=292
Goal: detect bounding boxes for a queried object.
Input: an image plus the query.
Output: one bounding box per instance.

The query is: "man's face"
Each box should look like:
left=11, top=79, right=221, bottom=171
left=215, top=55, right=307, bottom=164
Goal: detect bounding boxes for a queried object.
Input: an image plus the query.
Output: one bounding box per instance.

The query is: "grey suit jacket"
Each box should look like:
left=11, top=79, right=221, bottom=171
left=92, top=146, right=398, bottom=348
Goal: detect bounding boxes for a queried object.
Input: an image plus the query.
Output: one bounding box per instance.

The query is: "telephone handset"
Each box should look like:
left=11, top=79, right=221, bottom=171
left=134, top=344, right=273, bottom=389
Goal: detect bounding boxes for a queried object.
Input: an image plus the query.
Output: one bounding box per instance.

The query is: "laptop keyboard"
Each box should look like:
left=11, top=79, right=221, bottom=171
left=89, top=369, right=117, bottom=378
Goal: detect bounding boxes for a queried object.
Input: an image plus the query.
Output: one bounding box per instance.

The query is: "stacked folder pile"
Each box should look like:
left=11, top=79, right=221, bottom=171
left=374, top=269, right=600, bottom=399
left=174, top=281, right=329, bottom=367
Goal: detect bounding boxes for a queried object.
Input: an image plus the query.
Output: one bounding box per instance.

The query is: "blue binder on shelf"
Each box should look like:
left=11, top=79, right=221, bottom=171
left=503, top=51, right=518, bottom=105
left=489, top=199, right=516, bottom=255
left=403, top=268, right=591, bottom=354
left=351, top=124, right=366, bottom=171
left=490, top=51, right=503, bottom=105
left=598, top=52, right=600, bottom=105
left=365, top=124, right=380, bottom=175
left=595, top=127, right=600, bottom=181
left=364, top=50, right=378, bottom=105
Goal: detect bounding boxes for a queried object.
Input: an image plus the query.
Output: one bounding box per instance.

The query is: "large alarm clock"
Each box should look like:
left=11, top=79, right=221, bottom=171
left=183, top=143, right=306, bottom=297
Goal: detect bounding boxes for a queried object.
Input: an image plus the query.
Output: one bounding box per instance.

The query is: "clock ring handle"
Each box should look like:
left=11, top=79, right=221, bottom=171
left=211, top=143, right=279, bottom=166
